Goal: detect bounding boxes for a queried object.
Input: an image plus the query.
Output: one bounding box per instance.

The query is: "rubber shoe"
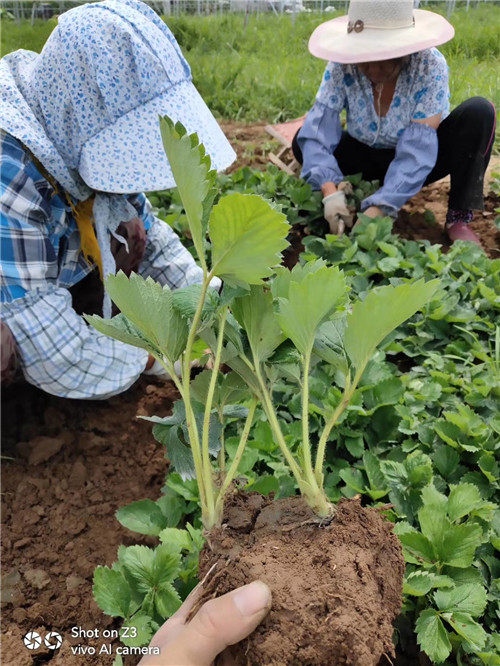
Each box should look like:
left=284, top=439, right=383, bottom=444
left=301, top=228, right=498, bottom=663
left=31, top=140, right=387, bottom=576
left=446, top=222, right=482, bottom=246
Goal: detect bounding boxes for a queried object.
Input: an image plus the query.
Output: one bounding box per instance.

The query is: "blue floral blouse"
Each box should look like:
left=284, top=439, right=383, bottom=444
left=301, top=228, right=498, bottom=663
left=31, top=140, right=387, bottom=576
left=298, top=48, right=451, bottom=215
left=317, top=48, right=450, bottom=149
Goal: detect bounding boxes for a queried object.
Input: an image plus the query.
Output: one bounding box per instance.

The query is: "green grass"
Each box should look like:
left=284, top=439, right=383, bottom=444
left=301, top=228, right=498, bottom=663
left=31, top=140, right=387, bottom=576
left=1, top=5, right=498, bottom=122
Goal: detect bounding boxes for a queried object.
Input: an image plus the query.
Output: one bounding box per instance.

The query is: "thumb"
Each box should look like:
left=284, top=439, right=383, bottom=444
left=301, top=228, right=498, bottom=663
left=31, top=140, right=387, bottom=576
left=164, top=581, right=271, bottom=666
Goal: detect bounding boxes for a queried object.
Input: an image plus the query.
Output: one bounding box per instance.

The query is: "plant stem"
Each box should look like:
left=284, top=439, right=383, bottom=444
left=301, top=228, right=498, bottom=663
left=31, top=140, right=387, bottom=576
left=301, top=348, right=316, bottom=486
left=201, top=307, right=228, bottom=523
left=314, top=367, right=363, bottom=484
left=214, top=398, right=257, bottom=520
left=181, top=277, right=210, bottom=522
left=218, top=422, right=225, bottom=474
left=253, top=362, right=305, bottom=487
left=156, top=357, right=184, bottom=397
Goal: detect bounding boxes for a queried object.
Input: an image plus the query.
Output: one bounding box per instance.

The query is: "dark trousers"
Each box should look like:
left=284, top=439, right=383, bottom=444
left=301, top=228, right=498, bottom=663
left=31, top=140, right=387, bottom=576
left=292, top=97, right=496, bottom=211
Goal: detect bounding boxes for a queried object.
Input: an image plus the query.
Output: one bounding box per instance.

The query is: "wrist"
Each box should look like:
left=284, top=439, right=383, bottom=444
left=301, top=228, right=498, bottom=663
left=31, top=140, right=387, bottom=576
left=321, top=182, right=338, bottom=197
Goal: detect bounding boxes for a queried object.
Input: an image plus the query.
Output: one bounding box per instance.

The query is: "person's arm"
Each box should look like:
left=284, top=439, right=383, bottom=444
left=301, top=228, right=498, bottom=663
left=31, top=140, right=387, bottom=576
left=298, top=63, right=346, bottom=192
left=298, top=102, right=344, bottom=192
left=0, top=165, right=148, bottom=399
left=361, top=49, right=449, bottom=217
left=360, top=118, right=440, bottom=217
left=2, top=287, right=149, bottom=399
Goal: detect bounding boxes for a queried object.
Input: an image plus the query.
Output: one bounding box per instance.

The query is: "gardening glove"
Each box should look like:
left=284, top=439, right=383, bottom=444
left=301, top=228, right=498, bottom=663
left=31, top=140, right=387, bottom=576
left=143, top=358, right=182, bottom=380
left=139, top=580, right=271, bottom=666
left=322, top=191, right=354, bottom=236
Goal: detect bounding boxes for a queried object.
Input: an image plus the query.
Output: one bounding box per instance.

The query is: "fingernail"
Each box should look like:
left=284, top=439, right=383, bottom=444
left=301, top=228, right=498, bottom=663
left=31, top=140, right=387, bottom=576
left=233, top=581, right=271, bottom=617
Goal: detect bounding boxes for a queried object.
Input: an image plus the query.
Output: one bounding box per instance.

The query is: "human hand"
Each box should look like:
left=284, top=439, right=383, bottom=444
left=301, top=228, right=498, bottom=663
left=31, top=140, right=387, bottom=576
left=143, top=357, right=182, bottom=380
left=362, top=205, right=384, bottom=219
left=139, top=580, right=272, bottom=666
left=322, top=190, right=354, bottom=235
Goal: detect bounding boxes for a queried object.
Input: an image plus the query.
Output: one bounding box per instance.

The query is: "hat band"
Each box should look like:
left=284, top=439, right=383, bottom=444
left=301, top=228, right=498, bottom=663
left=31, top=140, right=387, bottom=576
left=347, top=17, right=415, bottom=33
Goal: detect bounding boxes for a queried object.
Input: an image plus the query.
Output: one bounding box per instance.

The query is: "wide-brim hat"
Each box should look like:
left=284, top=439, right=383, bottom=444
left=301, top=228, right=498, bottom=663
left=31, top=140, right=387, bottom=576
left=309, top=0, right=454, bottom=64
left=79, top=80, right=236, bottom=193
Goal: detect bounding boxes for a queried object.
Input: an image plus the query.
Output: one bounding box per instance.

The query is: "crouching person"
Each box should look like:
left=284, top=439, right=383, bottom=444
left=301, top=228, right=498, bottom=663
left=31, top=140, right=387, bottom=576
left=0, top=0, right=234, bottom=398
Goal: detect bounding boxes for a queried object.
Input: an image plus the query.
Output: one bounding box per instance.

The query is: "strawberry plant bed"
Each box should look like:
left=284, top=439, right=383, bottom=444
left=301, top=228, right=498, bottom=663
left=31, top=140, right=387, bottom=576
left=198, top=493, right=404, bottom=666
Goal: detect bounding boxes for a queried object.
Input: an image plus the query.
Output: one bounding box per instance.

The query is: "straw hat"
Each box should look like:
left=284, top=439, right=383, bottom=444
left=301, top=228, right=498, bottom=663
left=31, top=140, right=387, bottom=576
left=309, top=0, right=454, bottom=64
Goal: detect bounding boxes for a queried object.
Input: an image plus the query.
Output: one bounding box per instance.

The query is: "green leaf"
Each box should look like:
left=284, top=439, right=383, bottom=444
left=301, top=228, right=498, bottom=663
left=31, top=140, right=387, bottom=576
left=444, top=612, right=487, bottom=649
left=159, top=117, right=217, bottom=268
left=416, top=609, right=452, bottom=663
left=116, top=500, right=168, bottom=536
left=434, top=445, right=460, bottom=478
left=344, top=279, right=439, bottom=372
left=339, top=468, right=366, bottom=494
left=478, top=454, right=498, bottom=482
left=172, top=284, right=219, bottom=330
left=247, top=475, right=280, bottom=496
left=153, top=421, right=195, bottom=481
left=158, top=528, right=192, bottom=552
left=438, top=522, right=483, bottom=568
left=363, top=451, right=388, bottom=493
left=210, top=193, right=289, bottom=286
left=85, top=313, right=154, bottom=353
left=93, top=567, right=131, bottom=618
left=232, top=285, right=284, bottom=362
left=434, top=583, right=488, bottom=617
left=403, top=571, right=436, bottom=597
left=120, top=546, right=155, bottom=593
left=448, top=483, right=484, bottom=522
left=120, top=614, right=154, bottom=648
left=103, top=272, right=188, bottom=363
left=403, top=571, right=454, bottom=597
left=313, top=316, right=349, bottom=373
left=397, top=531, right=437, bottom=565
left=276, top=263, right=347, bottom=355
left=152, top=544, right=182, bottom=587
left=156, top=489, right=187, bottom=528
left=155, top=582, right=182, bottom=618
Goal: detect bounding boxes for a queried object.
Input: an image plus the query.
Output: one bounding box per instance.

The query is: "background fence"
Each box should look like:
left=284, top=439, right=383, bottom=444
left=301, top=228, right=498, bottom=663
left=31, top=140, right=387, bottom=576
left=1, top=0, right=499, bottom=21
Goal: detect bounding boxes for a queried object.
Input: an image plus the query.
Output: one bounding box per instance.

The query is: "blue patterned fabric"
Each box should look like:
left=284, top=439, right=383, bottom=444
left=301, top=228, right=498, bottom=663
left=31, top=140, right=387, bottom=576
left=315, top=48, right=449, bottom=148
left=0, top=0, right=235, bottom=195
left=0, top=132, right=207, bottom=399
left=0, top=0, right=235, bottom=316
left=298, top=48, right=449, bottom=213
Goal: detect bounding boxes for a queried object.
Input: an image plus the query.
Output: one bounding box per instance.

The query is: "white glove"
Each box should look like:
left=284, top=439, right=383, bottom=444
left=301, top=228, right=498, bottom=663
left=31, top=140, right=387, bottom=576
left=322, top=191, right=354, bottom=235
left=144, top=359, right=182, bottom=380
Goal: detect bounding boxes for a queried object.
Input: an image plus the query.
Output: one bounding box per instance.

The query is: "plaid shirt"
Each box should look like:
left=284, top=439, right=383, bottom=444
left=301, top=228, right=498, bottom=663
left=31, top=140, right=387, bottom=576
left=1, top=132, right=204, bottom=398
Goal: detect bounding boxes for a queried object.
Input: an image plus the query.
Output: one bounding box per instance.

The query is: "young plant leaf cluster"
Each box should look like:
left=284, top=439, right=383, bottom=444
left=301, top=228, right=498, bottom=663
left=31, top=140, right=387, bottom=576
left=88, top=120, right=438, bottom=526
left=87, top=118, right=289, bottom=530
left=93, top=521, right=203, bottom=648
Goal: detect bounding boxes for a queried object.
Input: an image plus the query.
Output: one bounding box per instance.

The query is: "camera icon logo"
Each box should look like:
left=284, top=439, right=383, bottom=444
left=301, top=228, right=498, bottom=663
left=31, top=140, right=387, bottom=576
left=44, top=631, right=63, bottom=650
left=23, top=631, right=42, bottom=650
left=23, top=630, right=63, bottom=651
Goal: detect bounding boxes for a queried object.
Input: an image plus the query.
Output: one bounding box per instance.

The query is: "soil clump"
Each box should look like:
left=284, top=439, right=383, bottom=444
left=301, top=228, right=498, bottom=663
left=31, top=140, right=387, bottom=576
left=199, top=493, right=404, bottom=666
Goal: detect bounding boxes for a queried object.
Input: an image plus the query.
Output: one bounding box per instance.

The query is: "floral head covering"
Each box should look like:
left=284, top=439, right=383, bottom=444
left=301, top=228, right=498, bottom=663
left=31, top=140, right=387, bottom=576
left=0, top=0, right=235, bottom=315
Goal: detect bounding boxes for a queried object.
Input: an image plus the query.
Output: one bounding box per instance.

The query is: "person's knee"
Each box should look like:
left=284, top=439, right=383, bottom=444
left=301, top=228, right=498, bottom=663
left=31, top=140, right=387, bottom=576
left=459, top=97, right=496, bottom=128
left=291, top=131, right=303, bottom=164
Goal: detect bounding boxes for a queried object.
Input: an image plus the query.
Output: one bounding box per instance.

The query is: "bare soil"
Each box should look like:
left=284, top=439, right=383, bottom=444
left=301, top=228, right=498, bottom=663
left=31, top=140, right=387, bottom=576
left=199, top=493, right=404, bottom=666
left=1, top=120, right=497, bottom=665
left=1, top=378, right=176, bottom=665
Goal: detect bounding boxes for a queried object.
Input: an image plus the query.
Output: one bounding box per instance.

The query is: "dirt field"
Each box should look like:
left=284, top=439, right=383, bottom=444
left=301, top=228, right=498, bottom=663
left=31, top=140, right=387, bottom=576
left=1, top=122, right=499, bottom=666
